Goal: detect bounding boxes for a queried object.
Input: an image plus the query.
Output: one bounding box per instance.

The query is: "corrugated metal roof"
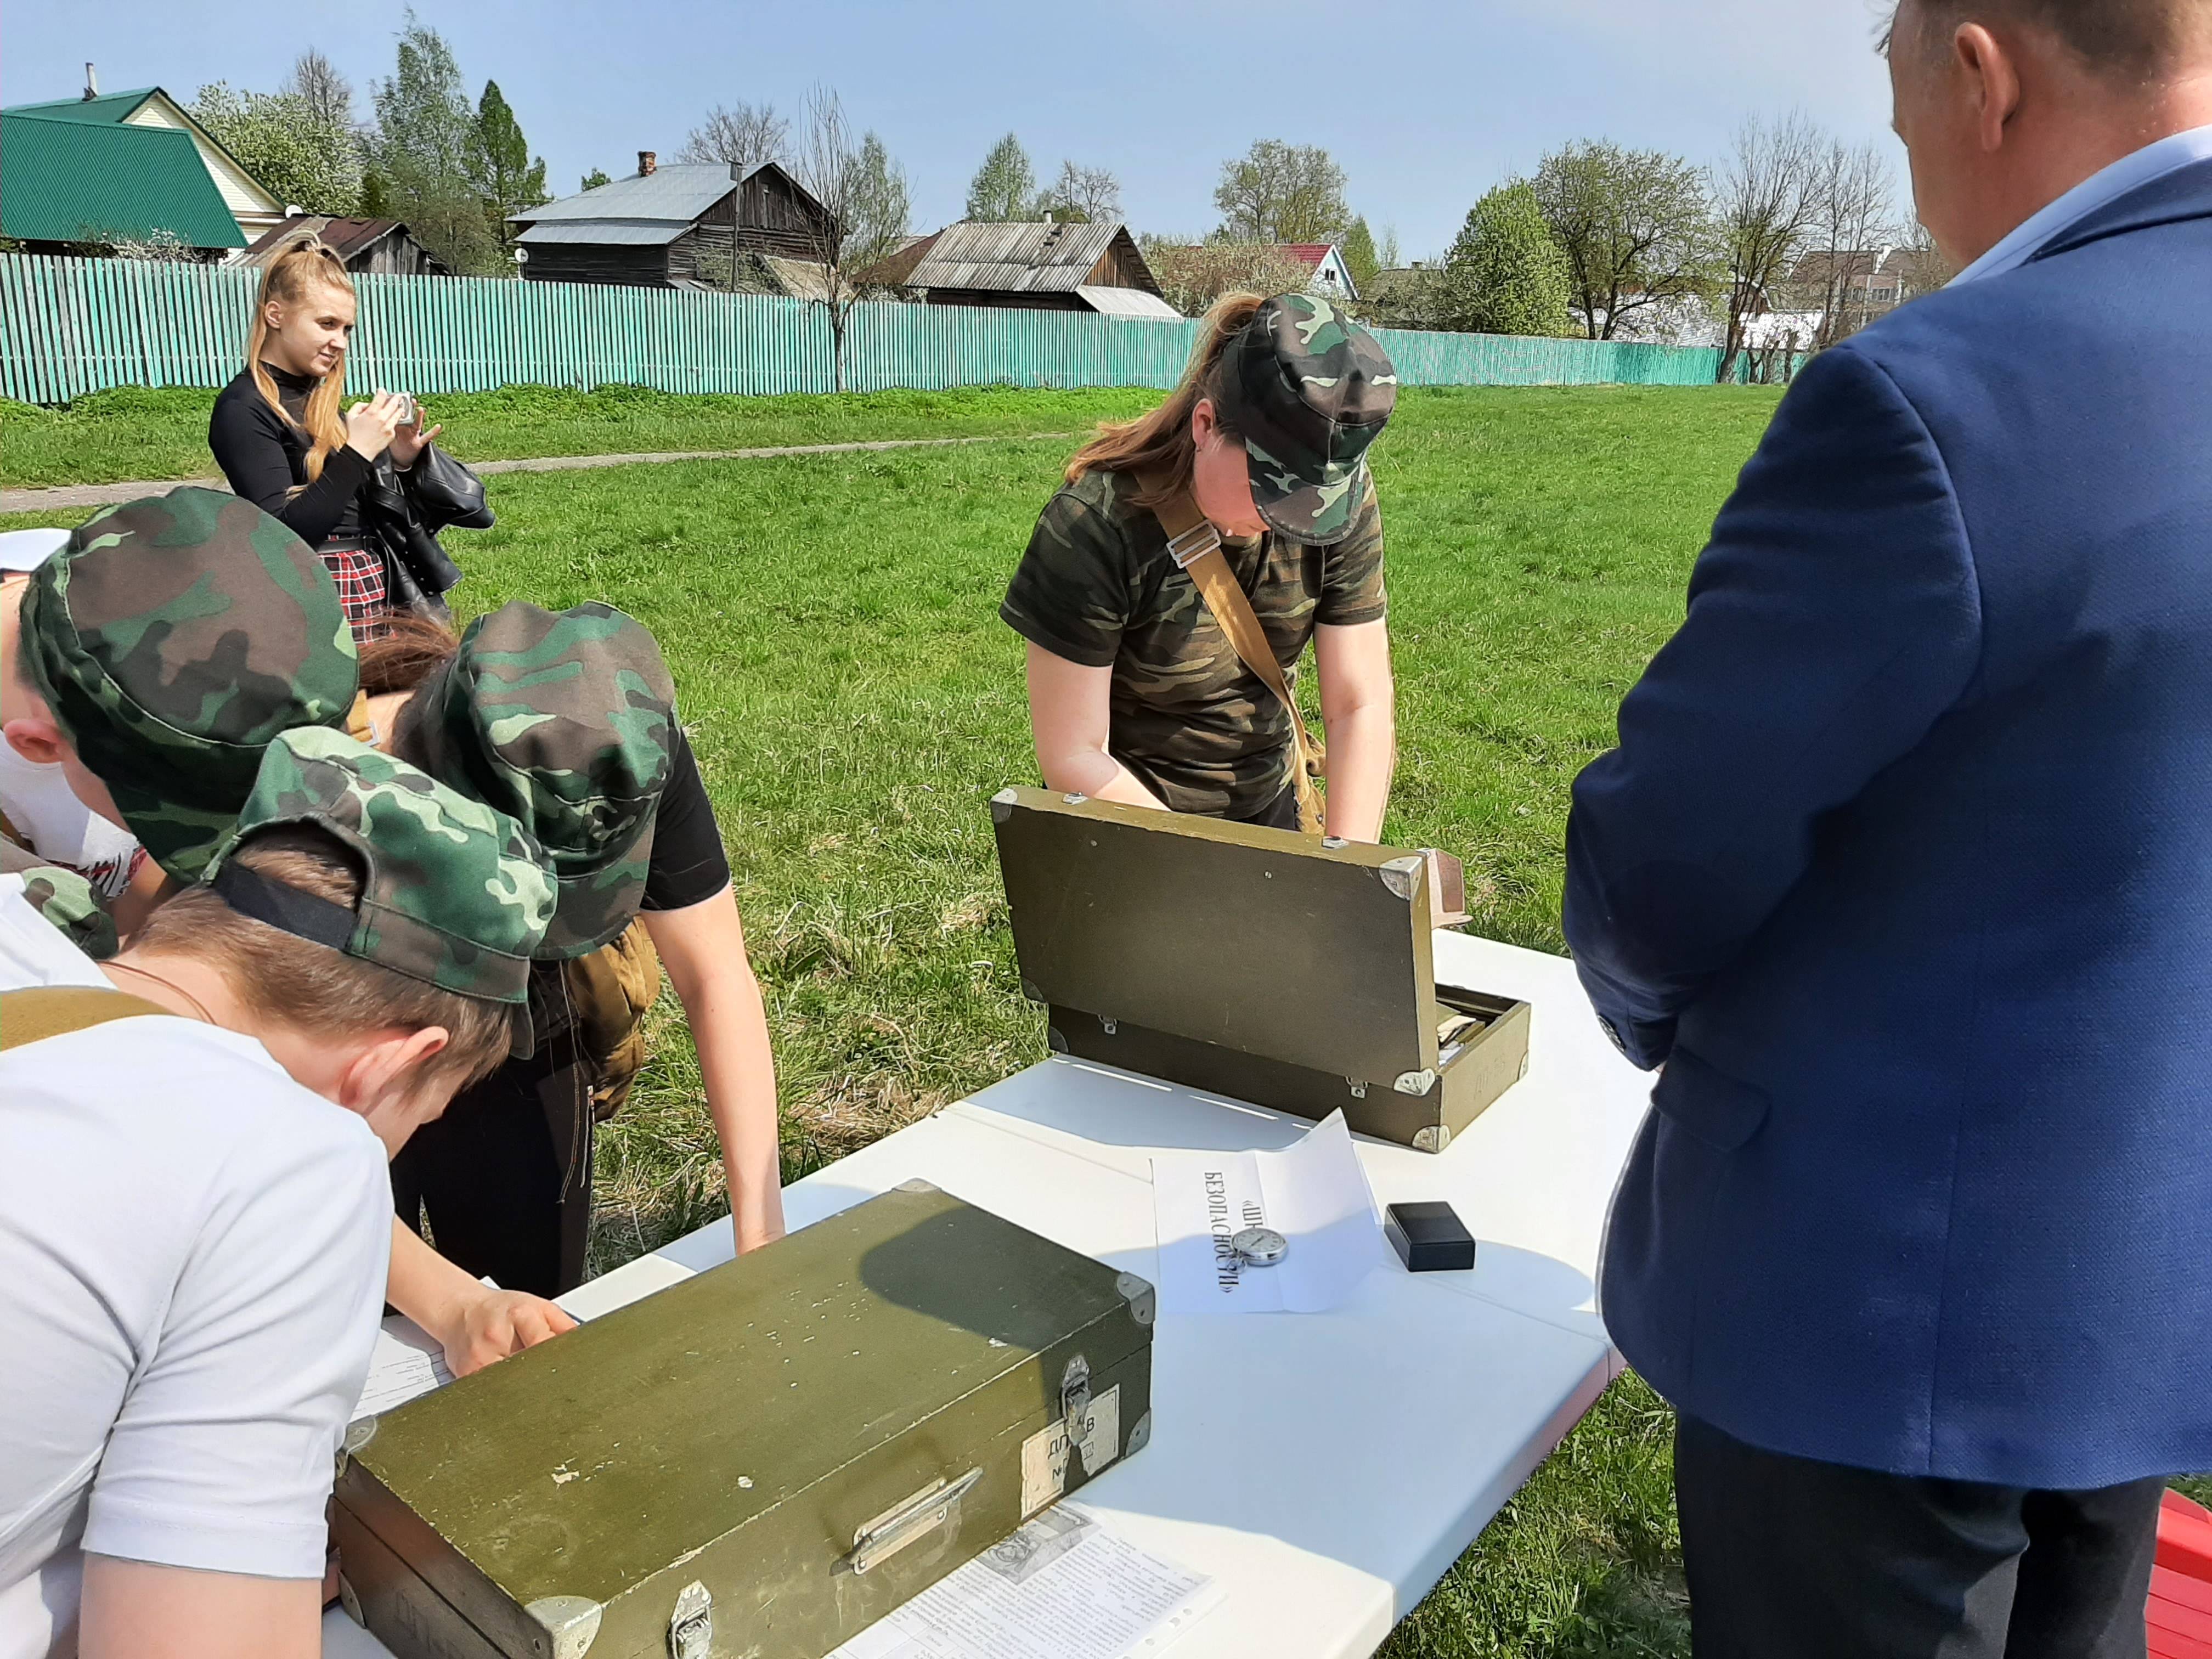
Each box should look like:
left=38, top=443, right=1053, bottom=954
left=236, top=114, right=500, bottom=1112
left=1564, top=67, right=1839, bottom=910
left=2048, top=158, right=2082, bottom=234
left=517, top=219, right=686, bottom=246
left=514, top=165, right=738, bottom=227
left=900, top=221, right=1130, bottom=294
left=1, top=111, right=244, bottom=247
left=1075, top=285, right=1183, bottom=320
left=3, top=89, right=161, bottom=126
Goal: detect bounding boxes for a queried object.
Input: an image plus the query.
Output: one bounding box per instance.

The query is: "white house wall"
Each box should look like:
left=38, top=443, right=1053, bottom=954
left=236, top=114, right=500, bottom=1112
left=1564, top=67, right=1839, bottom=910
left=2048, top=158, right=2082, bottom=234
left=123, top=95, right=286, bottom=232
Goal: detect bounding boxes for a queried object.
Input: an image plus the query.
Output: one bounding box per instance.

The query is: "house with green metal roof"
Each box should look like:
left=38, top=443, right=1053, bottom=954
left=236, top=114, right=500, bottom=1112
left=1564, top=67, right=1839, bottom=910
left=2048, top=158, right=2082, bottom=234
left=2, top=77, right=287, bottom=255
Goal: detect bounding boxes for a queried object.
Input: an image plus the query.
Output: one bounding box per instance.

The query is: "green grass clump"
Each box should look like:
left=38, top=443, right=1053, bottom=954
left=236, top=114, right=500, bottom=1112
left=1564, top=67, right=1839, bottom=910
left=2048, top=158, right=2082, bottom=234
left=0, top=381, right=1165, bottom=489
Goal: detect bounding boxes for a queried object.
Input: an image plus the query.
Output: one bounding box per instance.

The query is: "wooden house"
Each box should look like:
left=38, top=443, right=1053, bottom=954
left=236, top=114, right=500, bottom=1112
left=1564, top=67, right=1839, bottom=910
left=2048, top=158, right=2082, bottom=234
left=240, top=216, right=450, bottom=278
left=857, top=221, right=1180, bottom=317
left=507, top=152, right=837, bottom=289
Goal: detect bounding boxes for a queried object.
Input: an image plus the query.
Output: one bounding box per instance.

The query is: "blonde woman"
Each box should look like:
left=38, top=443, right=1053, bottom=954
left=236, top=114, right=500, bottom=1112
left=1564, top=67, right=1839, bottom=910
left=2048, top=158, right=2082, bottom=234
left=208, top=237, right=464, bottom=642
left=1001, top=292, right=1402, bottom=839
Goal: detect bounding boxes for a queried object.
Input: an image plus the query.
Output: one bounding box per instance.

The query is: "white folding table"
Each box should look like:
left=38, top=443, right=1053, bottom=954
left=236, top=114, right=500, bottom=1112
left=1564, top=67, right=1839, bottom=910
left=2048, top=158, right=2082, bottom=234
left=325, top=932, right=1654, bottom=1659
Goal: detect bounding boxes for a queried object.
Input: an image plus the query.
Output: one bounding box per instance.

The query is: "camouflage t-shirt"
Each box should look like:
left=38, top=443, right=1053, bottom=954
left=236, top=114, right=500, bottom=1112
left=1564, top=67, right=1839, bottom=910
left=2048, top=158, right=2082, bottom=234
left=1001, top=466, right=1387, bottom=820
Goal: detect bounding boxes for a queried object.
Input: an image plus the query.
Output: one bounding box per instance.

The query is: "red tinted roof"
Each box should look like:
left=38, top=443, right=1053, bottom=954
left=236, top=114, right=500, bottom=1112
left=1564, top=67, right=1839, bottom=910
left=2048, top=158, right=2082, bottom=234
left=1278, top=244, right=1334, bottom=268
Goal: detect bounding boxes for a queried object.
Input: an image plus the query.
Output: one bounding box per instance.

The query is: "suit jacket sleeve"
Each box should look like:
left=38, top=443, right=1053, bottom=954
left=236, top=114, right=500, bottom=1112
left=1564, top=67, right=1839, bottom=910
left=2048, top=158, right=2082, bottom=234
left=1562, top=343, right=1982, bottom=1069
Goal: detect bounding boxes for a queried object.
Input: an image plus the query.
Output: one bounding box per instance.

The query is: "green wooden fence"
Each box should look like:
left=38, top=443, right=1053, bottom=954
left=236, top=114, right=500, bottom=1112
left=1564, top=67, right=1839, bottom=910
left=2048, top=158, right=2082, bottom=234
left=0, top=253, right=1740, bottom=405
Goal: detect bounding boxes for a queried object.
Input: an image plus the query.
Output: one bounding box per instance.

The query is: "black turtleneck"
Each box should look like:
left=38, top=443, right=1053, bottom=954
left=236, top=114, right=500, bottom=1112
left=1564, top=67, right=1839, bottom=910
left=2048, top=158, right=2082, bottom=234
left=207, top=364, right=374, bottom=546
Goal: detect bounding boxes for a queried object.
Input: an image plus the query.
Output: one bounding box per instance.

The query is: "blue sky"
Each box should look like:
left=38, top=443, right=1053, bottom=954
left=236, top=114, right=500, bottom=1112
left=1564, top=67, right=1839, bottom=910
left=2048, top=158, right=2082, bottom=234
left=7, top=0, right=1904, bottom=259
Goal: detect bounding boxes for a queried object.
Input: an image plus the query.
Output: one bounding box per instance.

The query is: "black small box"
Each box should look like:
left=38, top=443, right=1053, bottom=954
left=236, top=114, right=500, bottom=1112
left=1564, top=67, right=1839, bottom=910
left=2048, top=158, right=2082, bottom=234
left=1385, top=1201, right=1477, bottom=1273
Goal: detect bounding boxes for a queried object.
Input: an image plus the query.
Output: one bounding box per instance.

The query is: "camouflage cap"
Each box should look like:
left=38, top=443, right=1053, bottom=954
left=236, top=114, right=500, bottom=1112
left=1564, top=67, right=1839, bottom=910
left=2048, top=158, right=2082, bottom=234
left=1218, top=294, right=1398, bottom=546
left=202, top=727, right=555, bottom=1004
left=18, top=488, right=359, bottom=881
left=408, top=601, right=678, bottom=961
left=14, top=865, right=120, bottom=961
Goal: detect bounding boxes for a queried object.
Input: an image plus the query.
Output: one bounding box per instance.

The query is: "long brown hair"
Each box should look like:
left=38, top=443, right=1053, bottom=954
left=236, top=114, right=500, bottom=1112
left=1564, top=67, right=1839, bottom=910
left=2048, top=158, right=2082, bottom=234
left=245, top=236, right=354, bottom=487
left=1063, top=291, right=1266, bottom=508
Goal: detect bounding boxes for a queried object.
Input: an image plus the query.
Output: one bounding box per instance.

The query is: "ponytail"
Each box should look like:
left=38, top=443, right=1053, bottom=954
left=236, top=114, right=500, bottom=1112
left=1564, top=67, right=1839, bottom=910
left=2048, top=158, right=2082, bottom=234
left=244, top=236, right=354, bottom=486
left=1063, top=291, right=1268, bottom=507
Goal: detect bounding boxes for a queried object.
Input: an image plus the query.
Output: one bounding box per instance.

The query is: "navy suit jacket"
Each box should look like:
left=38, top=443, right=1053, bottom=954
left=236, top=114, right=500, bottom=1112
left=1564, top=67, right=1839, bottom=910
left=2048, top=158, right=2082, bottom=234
left=1565, top=161, right=2212, bottom=1488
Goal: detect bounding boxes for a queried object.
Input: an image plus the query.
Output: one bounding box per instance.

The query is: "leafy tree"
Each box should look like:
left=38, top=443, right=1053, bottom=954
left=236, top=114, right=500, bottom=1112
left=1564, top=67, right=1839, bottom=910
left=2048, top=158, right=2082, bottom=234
left=841, top=132, right=913, bottom=273
left=1143, top=238, right=1314, bottom=318
left=1340, top=217, right=1378, bottom=290
left=1379, top=225, right=1402, bottom=269
left=361, top=168, right=393, bottom=218
left=1040, top=161, right=1121, bottom=224
left=580, top=168, right=612, bottom=192
left=369, top=15, right=499, bottom=273
left=1212, top=140, right=1348, bottom=244
left=190, top=82, right=363, bottom=215
left=1436, top=184, right=1576, bottom=336
left=1530, top=139, right=1716, bottom=340
left=678, top=101, right=788, bottom=172
left=965, top=134, right=1037, bottom=222
left=470, top=80, right=549, bottom=257
left=1711, top=112, right=1824, bottom=381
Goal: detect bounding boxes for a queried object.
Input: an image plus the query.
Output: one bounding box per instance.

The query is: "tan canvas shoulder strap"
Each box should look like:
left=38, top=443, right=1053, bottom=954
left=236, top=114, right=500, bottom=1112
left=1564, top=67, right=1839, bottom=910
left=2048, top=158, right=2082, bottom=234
left=1, top=986, right=171, bottom=1051
left=1139, top=470, right=1326, bottom=835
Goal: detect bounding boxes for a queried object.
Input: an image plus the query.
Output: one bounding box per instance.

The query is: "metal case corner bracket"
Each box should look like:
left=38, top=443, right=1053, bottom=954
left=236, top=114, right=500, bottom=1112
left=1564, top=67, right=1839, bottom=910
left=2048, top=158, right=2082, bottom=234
left=1115, top=1271, right=1156, bottom=1326
left=1378, top=855, right=1426, bottom=901
left=1126, top=1410, right=1154, bottom=1457
left=1393, top=1069, right=1438, bottom=1096
left=1410, top=1124, right=1453, bottom=1154
left=525, top=1596, right=605, bottom=1659
left=895, top=1177, right=942, bottom=1195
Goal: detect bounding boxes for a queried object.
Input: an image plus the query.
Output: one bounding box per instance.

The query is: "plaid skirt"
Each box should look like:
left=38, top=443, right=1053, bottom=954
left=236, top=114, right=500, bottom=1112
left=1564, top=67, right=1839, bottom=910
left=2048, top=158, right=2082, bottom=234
left=319, top=540, right=390, bottom=645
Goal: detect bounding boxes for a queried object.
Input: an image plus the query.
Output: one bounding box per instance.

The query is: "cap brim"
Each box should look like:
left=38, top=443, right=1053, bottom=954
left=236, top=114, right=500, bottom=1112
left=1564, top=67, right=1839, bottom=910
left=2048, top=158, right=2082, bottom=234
left=1244, top=444, right=1368, bottom=548
left=536, top=819, right=656, bottom=960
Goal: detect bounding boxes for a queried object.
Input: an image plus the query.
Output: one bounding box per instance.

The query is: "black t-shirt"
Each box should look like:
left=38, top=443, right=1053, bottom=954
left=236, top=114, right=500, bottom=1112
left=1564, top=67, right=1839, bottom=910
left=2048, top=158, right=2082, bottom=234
left=208, top=365, right=373, bottom=546
left=639, top=730, right=732, bottom=913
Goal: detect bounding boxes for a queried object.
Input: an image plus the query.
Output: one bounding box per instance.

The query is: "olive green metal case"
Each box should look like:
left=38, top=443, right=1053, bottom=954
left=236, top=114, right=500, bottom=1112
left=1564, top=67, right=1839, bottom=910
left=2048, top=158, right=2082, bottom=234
left=990, top=787, right=1531, bottom=1154
left=332, top=1182, right=1155, bottom=1659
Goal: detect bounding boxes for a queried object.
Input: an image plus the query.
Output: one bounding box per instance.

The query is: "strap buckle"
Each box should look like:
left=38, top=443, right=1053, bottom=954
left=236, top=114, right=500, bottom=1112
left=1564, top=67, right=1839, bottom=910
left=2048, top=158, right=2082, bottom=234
left=1165, top=521, right=1221, bottom=571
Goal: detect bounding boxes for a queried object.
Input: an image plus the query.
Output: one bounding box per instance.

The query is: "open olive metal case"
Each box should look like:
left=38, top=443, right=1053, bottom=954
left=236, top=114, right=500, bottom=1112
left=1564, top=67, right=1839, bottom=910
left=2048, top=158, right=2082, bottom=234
left=990, top=787, right=1531, bottom=1153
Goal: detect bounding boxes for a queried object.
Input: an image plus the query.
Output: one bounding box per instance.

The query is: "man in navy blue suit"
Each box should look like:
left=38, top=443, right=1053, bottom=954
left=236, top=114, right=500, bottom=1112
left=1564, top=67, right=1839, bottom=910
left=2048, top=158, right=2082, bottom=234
left=1565, top=3, right=2212, bottom=1654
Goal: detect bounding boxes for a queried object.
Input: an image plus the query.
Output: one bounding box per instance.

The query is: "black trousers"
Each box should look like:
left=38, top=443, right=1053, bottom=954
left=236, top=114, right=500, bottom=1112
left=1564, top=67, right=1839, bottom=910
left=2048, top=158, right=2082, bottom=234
left=389, top=1048, right=595, bottom=1299
left=1673, top=1412, right=2165, bottom=1659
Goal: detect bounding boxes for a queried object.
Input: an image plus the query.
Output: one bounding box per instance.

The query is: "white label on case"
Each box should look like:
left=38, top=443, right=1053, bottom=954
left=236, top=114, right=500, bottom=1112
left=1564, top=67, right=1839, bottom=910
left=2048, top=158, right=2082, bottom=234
left=1018, top=1384, right=1121, bottom=1516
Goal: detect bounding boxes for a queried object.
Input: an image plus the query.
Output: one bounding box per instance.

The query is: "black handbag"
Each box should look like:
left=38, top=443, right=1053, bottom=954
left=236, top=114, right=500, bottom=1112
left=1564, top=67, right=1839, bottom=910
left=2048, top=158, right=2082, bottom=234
left=361, top=443, right=490, bottom=620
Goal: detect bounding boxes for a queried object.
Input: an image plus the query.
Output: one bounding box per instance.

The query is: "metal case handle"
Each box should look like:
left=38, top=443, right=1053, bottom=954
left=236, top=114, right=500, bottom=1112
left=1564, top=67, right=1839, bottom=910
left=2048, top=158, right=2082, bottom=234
left=842, top=1466, right=985, bottom=1576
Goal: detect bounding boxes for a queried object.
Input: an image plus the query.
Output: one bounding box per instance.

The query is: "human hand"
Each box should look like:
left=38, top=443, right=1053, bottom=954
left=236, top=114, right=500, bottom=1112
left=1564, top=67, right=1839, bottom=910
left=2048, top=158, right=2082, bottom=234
left=433, top=1286, right=578, bottom=1376
left=343, top=391, right=408, bottom=461
left=388, top=404, right=443, bottom=469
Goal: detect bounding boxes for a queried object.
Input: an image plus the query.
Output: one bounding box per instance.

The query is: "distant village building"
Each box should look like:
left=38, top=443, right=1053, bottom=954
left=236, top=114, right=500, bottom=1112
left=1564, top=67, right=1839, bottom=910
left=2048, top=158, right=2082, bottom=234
left=240, top=216, right=450, bottom=278
left=1, top=72, right=290, bottom=258
left=1273, top=242, right=1361, bottom=302
left=858, top=221, right=1179, bottom=318
left=507, top=152, right=837, bottom=290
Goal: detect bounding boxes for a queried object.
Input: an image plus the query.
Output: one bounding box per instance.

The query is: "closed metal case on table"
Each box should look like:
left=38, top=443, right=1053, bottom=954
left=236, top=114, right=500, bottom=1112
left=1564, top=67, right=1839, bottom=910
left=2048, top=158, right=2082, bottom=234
left=990, top=786, right=1531, bottom=1153
left=333, top=1181, right=1154, bottom=1658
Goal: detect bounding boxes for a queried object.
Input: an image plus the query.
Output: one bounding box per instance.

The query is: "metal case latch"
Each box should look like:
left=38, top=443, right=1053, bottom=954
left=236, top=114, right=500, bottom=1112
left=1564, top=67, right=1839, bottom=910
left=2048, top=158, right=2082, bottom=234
left=842, top=1466, right=985, bottom=1576
left=668, top=1581, right=712, bottom=1659
left=1060, top=1353, right=1092, bottom=1427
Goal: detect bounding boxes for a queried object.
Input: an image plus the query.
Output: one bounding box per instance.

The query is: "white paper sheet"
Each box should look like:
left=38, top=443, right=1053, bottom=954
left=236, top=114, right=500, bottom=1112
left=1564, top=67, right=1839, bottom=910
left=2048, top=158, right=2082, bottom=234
left=351, top=1316, right=455, bottom=1419
left=828, top=1504, right=1221, bottom=1659
left=1150, top=1110, right=1390, bottom=1314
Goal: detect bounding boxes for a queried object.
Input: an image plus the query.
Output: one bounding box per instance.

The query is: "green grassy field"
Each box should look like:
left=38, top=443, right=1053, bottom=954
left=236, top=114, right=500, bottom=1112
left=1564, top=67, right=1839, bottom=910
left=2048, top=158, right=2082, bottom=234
left=0, top=382, right=1165, bottom=489
left=9, top=382, right=2200, bottom=1655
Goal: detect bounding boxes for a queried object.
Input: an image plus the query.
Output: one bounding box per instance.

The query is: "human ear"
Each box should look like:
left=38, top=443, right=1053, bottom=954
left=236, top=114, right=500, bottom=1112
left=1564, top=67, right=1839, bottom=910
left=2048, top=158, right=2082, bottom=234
left=1953, top=22, right=2022, bottom=153
left=338, top=1026, right=452, bottom=1137
left=1191, top=398, right=1218, bottom=448
left=3, top=714, right=70, bottom=768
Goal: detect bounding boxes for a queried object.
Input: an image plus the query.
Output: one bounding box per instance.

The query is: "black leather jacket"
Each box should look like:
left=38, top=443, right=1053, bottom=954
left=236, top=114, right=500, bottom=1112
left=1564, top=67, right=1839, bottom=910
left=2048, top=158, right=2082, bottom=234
left=362, top=444, right=493, bottom=620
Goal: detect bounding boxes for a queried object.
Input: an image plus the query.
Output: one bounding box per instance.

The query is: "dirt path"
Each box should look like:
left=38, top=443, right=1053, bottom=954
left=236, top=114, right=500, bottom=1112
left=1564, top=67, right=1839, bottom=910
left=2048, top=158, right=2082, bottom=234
left=0, top=431, right=1073, bottom=514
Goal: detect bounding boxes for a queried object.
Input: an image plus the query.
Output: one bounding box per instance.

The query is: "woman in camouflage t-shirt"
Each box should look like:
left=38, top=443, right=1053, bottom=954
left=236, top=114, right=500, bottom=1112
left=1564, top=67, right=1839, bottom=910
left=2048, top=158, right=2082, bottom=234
left=1001, top=291, right=1401, bottom=836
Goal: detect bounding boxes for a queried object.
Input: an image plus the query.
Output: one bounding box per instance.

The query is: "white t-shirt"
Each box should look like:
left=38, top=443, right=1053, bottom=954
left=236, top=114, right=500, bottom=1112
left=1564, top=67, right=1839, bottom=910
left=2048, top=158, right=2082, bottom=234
left=1, top=533, right=146, bottom=898
left=0, top=876, right=392, bottom=1657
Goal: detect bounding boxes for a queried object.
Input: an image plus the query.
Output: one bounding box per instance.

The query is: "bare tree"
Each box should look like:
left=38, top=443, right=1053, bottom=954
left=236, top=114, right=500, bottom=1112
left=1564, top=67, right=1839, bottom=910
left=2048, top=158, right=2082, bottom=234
left=791, top=87, right=916, bottom=392
left=1803, top=138, right=1896, bottom=348
left=1041, top=160, right=1122, bottom=224
left=1530, top=139, right=1717, bottom=340
left=284, top=49, right=357, bottom=132
left=1710, top=112, right=1826, bottom=382
left=679, top=100, right=789, bottom=172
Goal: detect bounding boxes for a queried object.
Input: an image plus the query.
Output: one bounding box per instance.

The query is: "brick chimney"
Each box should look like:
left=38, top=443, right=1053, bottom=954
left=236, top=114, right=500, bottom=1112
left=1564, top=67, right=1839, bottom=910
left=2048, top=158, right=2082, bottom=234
left=637, top=150, right=657, bottom=177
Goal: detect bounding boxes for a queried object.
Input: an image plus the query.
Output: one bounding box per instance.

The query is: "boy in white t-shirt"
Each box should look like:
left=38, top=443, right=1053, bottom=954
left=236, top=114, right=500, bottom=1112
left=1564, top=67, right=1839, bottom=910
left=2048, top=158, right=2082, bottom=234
left=0, top=727, right=554, bottom=1659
